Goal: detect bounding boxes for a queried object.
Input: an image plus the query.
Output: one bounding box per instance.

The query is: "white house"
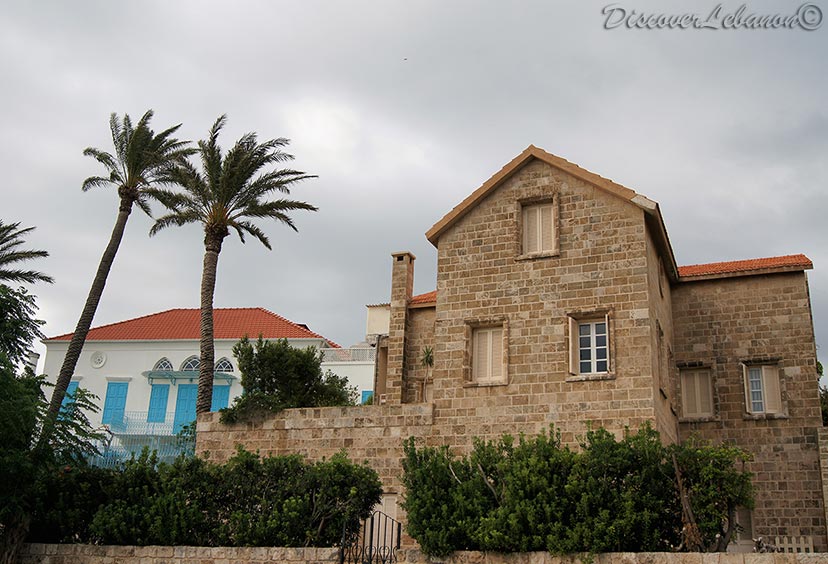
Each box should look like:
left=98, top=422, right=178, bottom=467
left=42, top=307, right=376, bottom=462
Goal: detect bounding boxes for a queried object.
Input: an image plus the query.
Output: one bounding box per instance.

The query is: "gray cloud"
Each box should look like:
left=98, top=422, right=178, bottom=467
left=1, top=0, right=826, bottom=365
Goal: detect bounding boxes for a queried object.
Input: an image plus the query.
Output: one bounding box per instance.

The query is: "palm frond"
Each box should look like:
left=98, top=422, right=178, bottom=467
left=0, top=220, right=53, bottom=284
left=81, top=175, right=114, bottom=192
left=149, top=211, right=202, bottom=236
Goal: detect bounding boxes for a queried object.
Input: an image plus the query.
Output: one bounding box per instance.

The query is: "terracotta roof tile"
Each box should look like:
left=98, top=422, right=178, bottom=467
left=410, top=290, right=437, bottom=305
left=678, top=254, right=812, bottom=279
left=46, top=308, right=339, bottom=347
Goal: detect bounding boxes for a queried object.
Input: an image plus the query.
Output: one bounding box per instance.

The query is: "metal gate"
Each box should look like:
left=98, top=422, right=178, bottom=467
left=340, top=510, right=402, bottom=564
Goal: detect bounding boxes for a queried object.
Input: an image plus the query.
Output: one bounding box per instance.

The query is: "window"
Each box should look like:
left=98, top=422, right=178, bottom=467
left=153, top=357, right=173, bottom=371
left=472, top=326, right=505, bottom=384
left=361, top=390, right=374, bottom=404
left=211, top=385, right=231, bottom=411
left=743, top=364, right=782, bottom=415
left=680, top=369, right=713, bottom=418
left=569, top=315, right=610, bottom=375
left=59, top=381, right=79, bottom=420
left=215, top=357, right=234, bottom=372
left=521, top=202, right=556, bottom=255
left=147, top=384, right=170, bottom=423
left=181, top=356, right=200, bottom=371
left=102, top=381, right=128, bottom=426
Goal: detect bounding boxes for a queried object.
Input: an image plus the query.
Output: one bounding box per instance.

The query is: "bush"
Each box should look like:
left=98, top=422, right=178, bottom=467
left=29, top=448, right=382, bottom=548
left=221, top=337, right=357, bottom=423
left=402, top=425, right=753, bottom=556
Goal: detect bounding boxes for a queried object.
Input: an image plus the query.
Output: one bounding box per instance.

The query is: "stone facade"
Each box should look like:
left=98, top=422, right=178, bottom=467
left=19, top=545, right=828, bottom=564
left=197, top=146, right=825, bottom=550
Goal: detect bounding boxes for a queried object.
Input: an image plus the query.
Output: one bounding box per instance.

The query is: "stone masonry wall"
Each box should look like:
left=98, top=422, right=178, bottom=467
left=403, top=306, right=437, bottom=403
left=20, top=545, right=828, bottom=564
left=429, top=158, right=658, bottom=448
left=197, top=404, right=432, bottom=491
left=672, top=272, right=825, bottom=550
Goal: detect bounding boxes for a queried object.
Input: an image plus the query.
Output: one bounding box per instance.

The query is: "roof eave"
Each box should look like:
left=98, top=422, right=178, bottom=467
left=678, top=264, right=812, bottom=283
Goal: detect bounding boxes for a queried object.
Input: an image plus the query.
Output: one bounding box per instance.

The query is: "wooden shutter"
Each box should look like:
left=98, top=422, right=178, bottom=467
left=681, top=372, right=698, bottom=416
left=604, top=313, right=611, bottom=373
left=490, top=327, right=503, bottom=381
left=742, top=364, right=753, bottom=414
left=568, top=316, right=579, bottom=374
left=540, top=204, right=554, bottom=252
left=763, top=366, right=782, bottom=414
left=698, top=371, right=713, bottom=415
left=473, top=329, right=489, bottom=382
left=523, top=206, right=539, bottom=254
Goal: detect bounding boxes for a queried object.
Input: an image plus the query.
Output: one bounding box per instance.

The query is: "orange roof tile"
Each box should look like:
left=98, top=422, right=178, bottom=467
left=410, top=290, right=437, bottom=305
left=678, top=254, right=812, bottom=279
left=46, top=308, right=339, bottom=347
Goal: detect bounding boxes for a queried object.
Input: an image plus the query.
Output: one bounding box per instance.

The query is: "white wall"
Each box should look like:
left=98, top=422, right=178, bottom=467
left=42, top=337, right=328, bottom=427
left=365, top=305, right=390, bottom=337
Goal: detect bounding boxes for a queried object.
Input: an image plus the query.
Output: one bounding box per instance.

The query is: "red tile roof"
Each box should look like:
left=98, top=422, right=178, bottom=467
left=410, top=290, right=437, bottom=305
left=678, top=254, right=812, bottom=279
left=46, top=308, right=339, bottom=347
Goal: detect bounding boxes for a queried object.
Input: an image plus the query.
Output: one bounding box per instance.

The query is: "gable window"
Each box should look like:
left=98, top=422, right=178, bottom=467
left=743, top=364, right=782, bottom=415
left=472, top=325, right=506, bottom=385
left=520, top=200, right=557, bottom=256
left=215, top=357, right=234, bottom=372
left=153, top=358, right=173, bottom=371
left=568, top=313, right=612, bottom=378
left=680, top=368, right=713, bottom=419
left=181, top=356, right=200, bottom=371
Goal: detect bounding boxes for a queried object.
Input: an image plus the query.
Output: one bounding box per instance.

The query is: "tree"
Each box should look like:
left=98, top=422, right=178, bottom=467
left=149, top=115, right=317, bottom=414
left=0, top=285, right=45, bottom=370
left=221, top=337, right=356, bottom=423
left=46, top=111, right=193, bottom=424
left=0, top=220, right=54, bottom=285
left=0, top=287, right=103, bottom=563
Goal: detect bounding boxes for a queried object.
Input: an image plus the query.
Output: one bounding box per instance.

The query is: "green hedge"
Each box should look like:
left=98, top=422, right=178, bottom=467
left=402, top=425, right=753, bottom=556
left=29, top=448, right=382, bottom=547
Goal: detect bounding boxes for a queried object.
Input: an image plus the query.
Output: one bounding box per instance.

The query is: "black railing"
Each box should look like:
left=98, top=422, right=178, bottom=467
left=340, top=510, right=402, bottom=564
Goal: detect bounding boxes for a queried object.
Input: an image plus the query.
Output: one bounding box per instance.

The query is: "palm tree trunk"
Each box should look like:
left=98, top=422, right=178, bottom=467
left=45, top=198, right=133, bottom=426
left=196, top=234, right=223, bottom=414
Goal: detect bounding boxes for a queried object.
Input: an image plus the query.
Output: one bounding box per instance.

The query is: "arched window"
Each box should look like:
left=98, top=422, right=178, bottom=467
left=153, top=358, right=173, bottom=371
left=215, top=358, right=234, bottom=372
left=181, top=356, right=200, bottom=371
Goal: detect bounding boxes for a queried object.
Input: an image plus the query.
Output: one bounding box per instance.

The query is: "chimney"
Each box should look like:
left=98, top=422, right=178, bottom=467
left=384, top=251, right=416, bottom=404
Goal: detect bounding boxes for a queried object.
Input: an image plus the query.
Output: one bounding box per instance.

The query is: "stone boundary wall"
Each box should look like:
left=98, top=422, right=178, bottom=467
left=19, top=546, right=828, bottom=564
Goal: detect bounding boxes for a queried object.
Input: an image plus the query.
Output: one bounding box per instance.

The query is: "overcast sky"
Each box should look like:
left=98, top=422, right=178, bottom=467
left=2, top=0, right=826, bottom=370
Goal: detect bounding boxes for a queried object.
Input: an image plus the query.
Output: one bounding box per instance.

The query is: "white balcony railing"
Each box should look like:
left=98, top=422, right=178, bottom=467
left=319, top=347, right=376, bottom=363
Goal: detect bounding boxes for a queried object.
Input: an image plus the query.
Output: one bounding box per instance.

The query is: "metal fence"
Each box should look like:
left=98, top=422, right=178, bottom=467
left=340, top=511, right=402, bottom=564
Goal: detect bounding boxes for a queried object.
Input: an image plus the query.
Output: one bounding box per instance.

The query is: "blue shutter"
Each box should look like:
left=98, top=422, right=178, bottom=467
left=102, top=382, right=128, bottom=427
left=361, top=390, right=374, bottom=404
left=61, top=382, right=79, bottom=408
left=173, top=384, right=198, bottom=434
left=211, top=385, right=231, bottom=411
left=147, top=384, right=170, bottom=423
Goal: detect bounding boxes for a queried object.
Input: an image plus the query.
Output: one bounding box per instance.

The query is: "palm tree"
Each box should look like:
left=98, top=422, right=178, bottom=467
left=149, top=115, right=317, bottom=414
left=45, top=111, right=194, bottom=422
left=0, top=220, right=54, bottom=285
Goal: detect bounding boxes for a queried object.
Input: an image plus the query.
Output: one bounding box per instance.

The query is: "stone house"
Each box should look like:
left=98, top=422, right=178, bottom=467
left=198, top=145, right=826, bottom=549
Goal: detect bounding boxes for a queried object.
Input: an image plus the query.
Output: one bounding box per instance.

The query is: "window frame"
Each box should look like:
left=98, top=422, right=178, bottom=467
left=153, top=357, right=173, bottom=371
left=465, top=319, right=509, bottom=387
left=215, top=357, right=234, bottom=373
left=679, top=368, right=714, bottom=419
left=742, top=363, right=783, bottom=416
left=181, top=356, right=200, bottom=371
left=516, top=197, right=559, bottom=260
left=568, top=311, right=613, bottom=380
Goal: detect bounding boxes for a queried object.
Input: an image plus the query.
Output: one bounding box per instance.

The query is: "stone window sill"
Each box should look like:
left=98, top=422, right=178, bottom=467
left=464, top=380, right=508, bottom=388
left=743, top=412, right=788, bottom=421
left=516, top=250, right=559, bottom=261
left=566, top=372, right=615, bottom=383
left=679, top=416, right=719, bottom=423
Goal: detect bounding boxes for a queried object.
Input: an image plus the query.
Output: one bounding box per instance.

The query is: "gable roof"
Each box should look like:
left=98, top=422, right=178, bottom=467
left=45, top=308, right=339, bottom=347
left=425, top=145, right=678, bottom=278
left=678, top=254, right=812, bottom=282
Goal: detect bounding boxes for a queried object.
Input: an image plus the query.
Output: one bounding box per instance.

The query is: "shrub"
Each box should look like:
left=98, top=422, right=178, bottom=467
left=30, top=448, right=381, bottom=548
left=402, top=425, right=753, bottom=556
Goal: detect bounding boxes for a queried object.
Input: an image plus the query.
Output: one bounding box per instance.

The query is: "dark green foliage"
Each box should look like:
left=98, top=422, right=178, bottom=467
left=221, top=337, right=357, bottom=423
left=0, top=285, right=45, bottom=369
left=34, top=448, right=382, bottom=547
left=402, top=425, right=754, bottom=556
